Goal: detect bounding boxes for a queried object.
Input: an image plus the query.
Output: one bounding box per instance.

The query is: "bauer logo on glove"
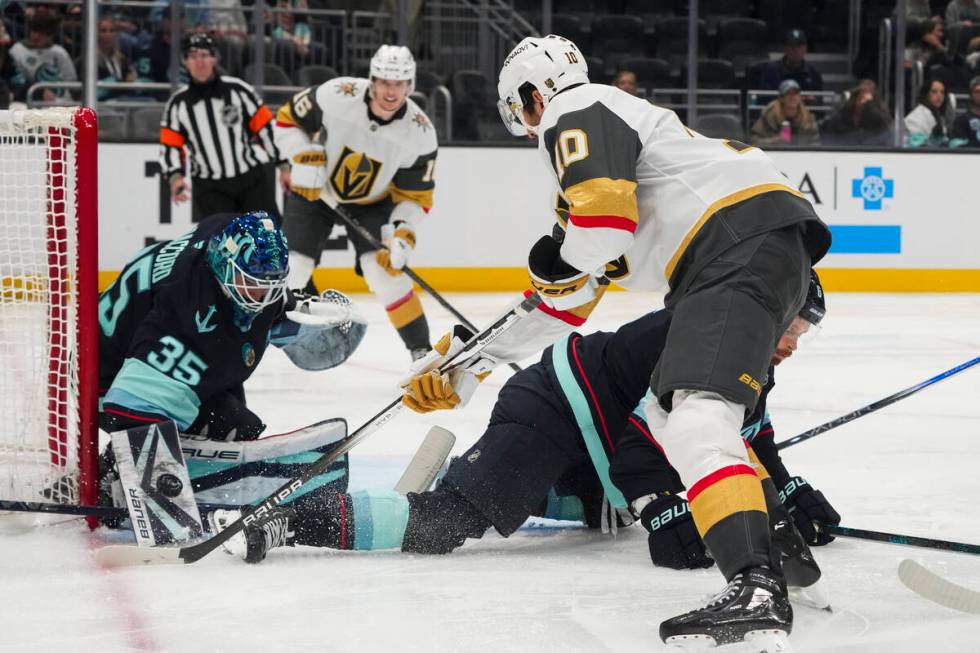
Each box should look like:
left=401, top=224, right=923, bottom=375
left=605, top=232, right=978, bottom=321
left=376, top=222, right=416, bottom=276
left=289, top=145, right=327, bottom=202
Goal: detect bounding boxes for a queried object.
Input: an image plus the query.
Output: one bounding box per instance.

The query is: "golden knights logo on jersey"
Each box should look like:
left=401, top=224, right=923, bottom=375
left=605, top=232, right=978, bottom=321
left=330, top=146, right=383, bottom=201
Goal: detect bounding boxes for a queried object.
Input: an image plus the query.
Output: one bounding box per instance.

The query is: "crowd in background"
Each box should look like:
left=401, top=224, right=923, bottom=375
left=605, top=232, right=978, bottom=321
left=1, top=0, right=979, bottom=148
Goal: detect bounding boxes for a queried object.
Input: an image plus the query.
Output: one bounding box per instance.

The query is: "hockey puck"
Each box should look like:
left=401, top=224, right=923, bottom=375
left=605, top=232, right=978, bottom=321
left=156, top=473, right=184, bottom=498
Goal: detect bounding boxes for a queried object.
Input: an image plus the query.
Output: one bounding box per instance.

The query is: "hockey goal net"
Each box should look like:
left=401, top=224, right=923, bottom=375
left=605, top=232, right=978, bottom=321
left=0, top=107, right=98, bottom=512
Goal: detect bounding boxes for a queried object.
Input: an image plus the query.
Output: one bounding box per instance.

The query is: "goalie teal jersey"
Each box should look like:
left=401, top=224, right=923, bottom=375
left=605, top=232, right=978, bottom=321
left=98, top=215, right=290, bottom=431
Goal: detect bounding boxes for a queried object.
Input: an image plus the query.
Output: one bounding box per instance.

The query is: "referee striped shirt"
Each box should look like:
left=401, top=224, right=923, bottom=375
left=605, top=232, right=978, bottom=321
left=159, top=75, right=279, bottom=181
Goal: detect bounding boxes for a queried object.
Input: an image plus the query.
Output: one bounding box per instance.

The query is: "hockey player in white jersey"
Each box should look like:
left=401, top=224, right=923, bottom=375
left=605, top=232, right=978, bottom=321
left=274, top=45, right=438, bottom=360
left=400, top=35, right=832, bottom=649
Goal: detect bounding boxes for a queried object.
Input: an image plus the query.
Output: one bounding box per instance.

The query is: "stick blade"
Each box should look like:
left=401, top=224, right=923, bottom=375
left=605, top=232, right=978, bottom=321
left=898, top=558, right=980, bottom=615
left=394, top=426, right=456, bottom=494
left=95, top=544, right=185, bottom=569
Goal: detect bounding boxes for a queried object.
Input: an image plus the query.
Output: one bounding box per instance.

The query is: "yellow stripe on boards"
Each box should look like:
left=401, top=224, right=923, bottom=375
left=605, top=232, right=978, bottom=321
left=97, top=267, right=980, bottom=294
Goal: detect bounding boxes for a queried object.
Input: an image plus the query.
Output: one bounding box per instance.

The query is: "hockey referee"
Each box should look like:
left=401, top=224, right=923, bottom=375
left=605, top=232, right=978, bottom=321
left=159, top=33, right=285, bottom=221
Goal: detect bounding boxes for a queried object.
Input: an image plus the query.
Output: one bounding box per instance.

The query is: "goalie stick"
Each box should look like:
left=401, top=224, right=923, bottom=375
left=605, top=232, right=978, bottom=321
left=321, top=193, right=523, bottom=374
left=898, top=559, right=980, bottom=615
left=95, top=293, right=542, bottom=568
left=394, top=426, right=455, bottom=494
left=776, top=356, right=979, bottom=450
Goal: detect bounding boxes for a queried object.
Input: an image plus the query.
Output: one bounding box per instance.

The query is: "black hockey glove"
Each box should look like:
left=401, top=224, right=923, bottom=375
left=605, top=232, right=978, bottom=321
left=639, top=494, right=714, bottom=570
left=779, top=476, right=841, bottom=546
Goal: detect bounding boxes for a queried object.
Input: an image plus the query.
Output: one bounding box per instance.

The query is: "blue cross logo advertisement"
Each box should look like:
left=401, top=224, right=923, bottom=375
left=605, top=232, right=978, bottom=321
left=827, top=166, right=900, bottom=254
left=851, top=166, right=894, bottom=210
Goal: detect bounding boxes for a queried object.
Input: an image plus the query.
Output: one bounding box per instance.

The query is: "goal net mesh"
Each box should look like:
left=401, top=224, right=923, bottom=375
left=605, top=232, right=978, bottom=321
left=0, top=108, right=82, bottom=504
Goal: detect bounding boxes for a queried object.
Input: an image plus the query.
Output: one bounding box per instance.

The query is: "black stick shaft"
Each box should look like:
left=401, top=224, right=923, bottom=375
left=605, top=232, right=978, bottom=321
left=824, top=524, right=980, bottom=556
left=0, top=499, right=243, bottom=519
left=328, top=203, right=524, bottom=373
left=176, top=293, right=541, bottom=563
left=776, top=356, right=979, bottom=450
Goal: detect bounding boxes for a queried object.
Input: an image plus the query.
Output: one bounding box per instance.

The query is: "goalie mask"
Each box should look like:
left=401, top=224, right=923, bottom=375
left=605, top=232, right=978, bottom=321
left=207, top=212, right=289, bottom=316
left=370, top=44, right=416, bottom=93
left=497, top=35, right=589, bottom=137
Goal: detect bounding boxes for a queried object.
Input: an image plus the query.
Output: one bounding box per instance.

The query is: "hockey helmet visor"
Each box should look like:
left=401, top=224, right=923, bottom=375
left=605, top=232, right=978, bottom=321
left=209, top=212, right=289, bottom=314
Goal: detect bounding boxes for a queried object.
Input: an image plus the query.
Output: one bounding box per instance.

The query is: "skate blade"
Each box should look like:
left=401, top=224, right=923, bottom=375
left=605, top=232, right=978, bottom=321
left=665, top=630, right=792, bottom=653
left=788, top=580, right=832, bottom=611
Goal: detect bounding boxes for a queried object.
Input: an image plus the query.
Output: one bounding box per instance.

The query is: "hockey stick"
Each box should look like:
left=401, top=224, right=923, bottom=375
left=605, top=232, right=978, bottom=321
left=820, top=524, right=980, bottom=556
left=0, top=499, right=245, bottom=520
left=394, top=426, right=455, bottom=494
left=776, top=356, right=980, bottom=450
left=322, top=196, right=523, bottom=374
left=898, top=559, right=980, bottom=615
left=95, top=293, right=542, bottom=568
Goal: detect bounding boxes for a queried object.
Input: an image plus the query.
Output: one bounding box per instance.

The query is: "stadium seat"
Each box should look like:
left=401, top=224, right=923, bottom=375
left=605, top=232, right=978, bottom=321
left=410, top=91, right=428, bottom=112
left=681, top=59, right=736, bottom=89
left=130, top=107, right=164, bottom=142
left=585, top=56, right=606, bottom=83
left=244, top=63, right=294, bottom=88
left=97, top=111, right=128, bottom=141
left=547, top=13, right=586, bottom=48
left=717, top=18, right=769, bottom=77
left=693, top=113, right=744, bottom=140
left=296, top=65, right=339, bottom=87
left=214, top=37, right=245, bottom=78
left=415, top=70, right=444, bottom=95
left=451, top=69, right=497, bottom=141
left=743, top=59, right=771, bottom=91
left=554, top=0, right=596, bottom=23
left=758, top=0, right=815, bottom=44
left=655, top=17, right=709, bottom=70
left=591, top=15, right=645, bottom=75
left=618, top=57, right=673, bottom=93
left=929, top=62, right=974, bottom=93
left=946, top=23, right=980, bottom=57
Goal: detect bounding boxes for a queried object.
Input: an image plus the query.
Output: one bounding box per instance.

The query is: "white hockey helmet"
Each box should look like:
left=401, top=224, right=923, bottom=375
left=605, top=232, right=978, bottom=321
left=497, top=34, right=589, bottom=137
left=370, top=44, right=416, bottom=91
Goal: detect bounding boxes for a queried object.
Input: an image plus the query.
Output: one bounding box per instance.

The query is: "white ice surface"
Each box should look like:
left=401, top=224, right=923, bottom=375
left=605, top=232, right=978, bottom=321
left=2, top=292, right=979, bottom=652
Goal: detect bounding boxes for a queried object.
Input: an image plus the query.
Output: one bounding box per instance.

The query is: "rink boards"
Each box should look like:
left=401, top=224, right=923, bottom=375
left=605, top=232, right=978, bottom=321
left=95, top=144, right=980, bottom=292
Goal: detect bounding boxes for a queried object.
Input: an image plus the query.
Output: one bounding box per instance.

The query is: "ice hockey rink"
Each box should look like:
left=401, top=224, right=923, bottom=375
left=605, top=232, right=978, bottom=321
left=1, top=290, right=978, bottom=653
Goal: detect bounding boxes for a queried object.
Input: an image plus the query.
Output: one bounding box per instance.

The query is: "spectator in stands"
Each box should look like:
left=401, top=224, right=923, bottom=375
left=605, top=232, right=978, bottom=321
left=906, top=18, right=948, bottom=67
left=96, top=16, right=136, bottom=101
left=209, top=0, right=250, bottom=44
left=966, top=36, right=980, bottom=69
left=750, top=79, right=820, bottom=147
left=950, top=76, right=980, bottom=146
left=945, top=0, right=980, bottom=26
left=8, top=12, right=77, bottom=103
left=904, top=78, right=953, bottom=146
left=0, top=22, right=26, bottom=106
left=905, top=0, right=939, bottom=23
left=821, top=79, right=893, bottom=146
left=612, top=70, right=638, bottom=96
left=132, top=6, right=188, bottom=91
left=761, top=29, right=823, bottom=93
left=269, top=0, right=325, bottom=67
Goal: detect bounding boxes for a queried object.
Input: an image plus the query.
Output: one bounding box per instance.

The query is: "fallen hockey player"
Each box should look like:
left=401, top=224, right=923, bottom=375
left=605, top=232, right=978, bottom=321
left=210, top=274, right=839, bottom=613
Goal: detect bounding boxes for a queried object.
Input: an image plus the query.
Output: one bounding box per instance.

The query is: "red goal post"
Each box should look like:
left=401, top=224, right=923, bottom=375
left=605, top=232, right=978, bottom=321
left=0, top=107, right=98, bottom=519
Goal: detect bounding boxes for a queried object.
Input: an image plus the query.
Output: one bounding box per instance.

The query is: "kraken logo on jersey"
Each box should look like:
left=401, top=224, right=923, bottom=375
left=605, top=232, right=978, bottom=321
left=330, top=146, right=383, bottom=201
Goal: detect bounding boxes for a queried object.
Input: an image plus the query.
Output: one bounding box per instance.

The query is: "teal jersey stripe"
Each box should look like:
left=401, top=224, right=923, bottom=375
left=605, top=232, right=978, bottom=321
left=105, top=358, right=201, bottom=430
left=550, top=335, right=628, bottom=510
left=350, top=490, right=410, bottom=551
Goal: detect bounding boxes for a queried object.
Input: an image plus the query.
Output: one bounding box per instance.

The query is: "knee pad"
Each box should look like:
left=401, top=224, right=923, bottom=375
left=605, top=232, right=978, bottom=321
left=286, top=251, right=316, bottom=291
left=656, top=389, right=747, bottom=489
left=358, top=252, right=414, bottom=305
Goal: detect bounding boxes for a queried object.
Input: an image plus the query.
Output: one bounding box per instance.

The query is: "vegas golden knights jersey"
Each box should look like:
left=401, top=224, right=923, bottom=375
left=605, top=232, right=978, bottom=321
left=539, top=83, right=809, bottom=292
left=274, top=77, right=438, bottom=210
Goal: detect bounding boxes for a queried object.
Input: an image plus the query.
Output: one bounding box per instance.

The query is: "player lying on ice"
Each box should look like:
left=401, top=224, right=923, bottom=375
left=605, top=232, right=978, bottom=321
left=96, top=212, right=367, bottom=514
left=394, top=34, right=833, bottom=649
left=211, top=275, right=839, bottom=614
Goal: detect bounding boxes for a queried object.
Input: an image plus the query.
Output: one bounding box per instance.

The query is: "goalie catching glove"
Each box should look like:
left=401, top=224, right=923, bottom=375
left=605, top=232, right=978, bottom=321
left=271, top=289, right=367, bottom=371
left=376, top=222, right=416, bottom=276
left=401, top=325, right=495, bottom=413
left=289, top=145, right=327, bottom=201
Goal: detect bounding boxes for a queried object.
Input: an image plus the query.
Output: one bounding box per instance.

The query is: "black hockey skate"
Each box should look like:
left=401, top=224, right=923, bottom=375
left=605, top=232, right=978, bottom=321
left=209, top=506, right=296, bottom=563
left=771, top=510, right=830, bottom=610
left=660, top=566, right=792, bottom=649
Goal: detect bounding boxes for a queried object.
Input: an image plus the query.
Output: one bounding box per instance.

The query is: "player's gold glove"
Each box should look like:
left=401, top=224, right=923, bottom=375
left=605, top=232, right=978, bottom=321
left=376, top=223, right=416, bottom=276
left=401, top=326, right=493, bottom=414
left=289, top=145, right=327, bottom=202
